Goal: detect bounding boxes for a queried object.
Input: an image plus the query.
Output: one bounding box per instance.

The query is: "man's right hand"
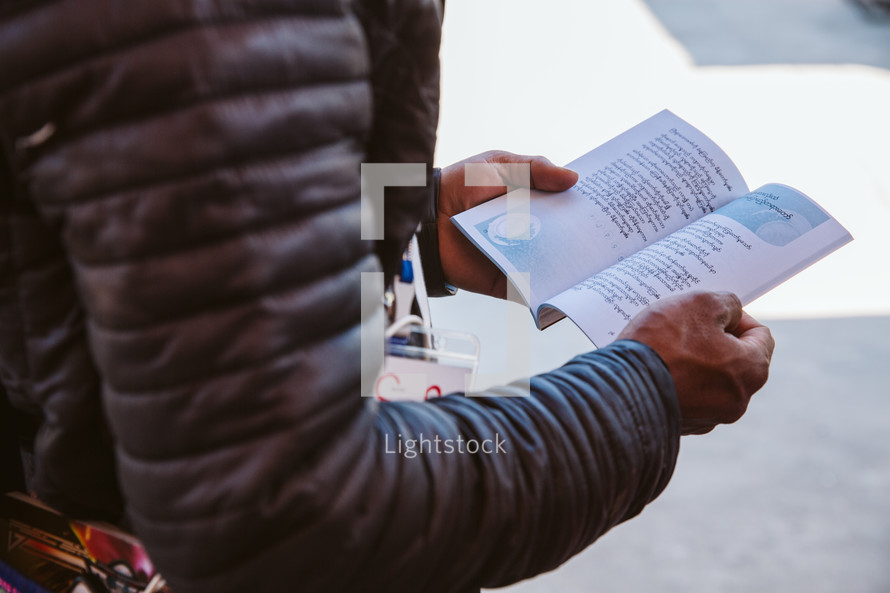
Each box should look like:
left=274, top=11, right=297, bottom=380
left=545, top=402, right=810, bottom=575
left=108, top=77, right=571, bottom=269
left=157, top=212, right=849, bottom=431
left=617, top=291, right=775, bottom=435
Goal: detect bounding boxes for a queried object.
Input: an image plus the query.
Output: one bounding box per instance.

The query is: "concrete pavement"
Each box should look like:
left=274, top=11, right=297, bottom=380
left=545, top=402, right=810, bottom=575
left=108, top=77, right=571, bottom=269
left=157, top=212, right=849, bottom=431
left=492, top=316, right=890, bottom=593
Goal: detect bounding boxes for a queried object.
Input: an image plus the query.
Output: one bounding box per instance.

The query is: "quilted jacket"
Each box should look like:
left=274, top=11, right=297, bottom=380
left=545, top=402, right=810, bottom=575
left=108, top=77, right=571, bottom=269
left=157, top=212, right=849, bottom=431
left=0, top=1, right=681, bottom=592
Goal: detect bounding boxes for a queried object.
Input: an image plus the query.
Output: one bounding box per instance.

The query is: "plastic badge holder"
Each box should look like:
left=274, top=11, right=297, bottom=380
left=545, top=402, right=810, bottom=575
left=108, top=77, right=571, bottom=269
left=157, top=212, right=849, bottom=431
left=377, top=326, right=479, bottom=402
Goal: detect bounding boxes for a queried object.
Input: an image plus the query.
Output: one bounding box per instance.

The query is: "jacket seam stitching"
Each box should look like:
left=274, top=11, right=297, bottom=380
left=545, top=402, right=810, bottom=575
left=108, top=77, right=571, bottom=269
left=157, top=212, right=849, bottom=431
left=94, top=259, right=367, bottom=396
left=56, top=137, right=356, bottom=215
left=48, top=76, right=365, bottom=160
left=44, top=136, right=359, bottom=214
left=75, top=195, right=357, bottom=271
left=2, top=12, right=342, bottom=94
left=86, top=249, right=370, bottom=338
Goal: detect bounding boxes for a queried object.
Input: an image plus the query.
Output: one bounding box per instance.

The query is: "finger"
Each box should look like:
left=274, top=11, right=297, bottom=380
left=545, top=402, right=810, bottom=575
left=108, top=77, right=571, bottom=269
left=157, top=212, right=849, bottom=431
left=712, top=291, right=743, bottom=333
left=440, top=161, right=508, bottom=212
left=735, top=310, right=764, bottom=334
left=528, top=156, right=579, bottom=191
left=681, top=420, right=717, bottom=436
left=735, top=312, right=776, bottom=361
left=487, top=151, right=578, bottom=191
left=715, top=294, right=775, bottom=363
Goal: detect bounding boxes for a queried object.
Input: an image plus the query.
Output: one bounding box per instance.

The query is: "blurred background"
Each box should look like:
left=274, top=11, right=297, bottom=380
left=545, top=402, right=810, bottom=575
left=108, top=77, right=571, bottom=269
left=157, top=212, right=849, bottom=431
left=429, top=1, right=890, bottom=591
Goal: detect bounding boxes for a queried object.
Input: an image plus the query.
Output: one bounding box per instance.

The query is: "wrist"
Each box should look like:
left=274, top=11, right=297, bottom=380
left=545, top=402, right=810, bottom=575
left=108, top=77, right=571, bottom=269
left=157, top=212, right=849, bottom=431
left=416, top=167, right=457, bottom=297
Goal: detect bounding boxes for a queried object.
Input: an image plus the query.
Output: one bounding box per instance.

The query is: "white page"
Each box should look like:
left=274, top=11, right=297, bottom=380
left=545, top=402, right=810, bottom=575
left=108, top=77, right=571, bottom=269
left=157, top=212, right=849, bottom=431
left=451, top=110, right=749, bottom=324
left=546, top=184, right=854, bottom=346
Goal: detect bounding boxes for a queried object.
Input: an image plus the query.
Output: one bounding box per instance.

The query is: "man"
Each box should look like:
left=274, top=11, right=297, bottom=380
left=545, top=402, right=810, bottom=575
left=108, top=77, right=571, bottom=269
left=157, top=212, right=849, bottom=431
left=0, top=1, right=772, bottom=592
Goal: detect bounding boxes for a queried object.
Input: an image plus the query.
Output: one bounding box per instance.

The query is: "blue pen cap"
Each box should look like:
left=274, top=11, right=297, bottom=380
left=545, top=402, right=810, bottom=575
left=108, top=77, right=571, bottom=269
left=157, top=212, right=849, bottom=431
left=399, top=259, right=414, bottom=284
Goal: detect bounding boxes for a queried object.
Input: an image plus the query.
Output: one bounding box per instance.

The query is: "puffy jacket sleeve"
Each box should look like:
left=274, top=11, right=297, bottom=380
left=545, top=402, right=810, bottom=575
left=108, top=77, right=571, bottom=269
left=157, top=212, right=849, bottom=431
left=403, top=342, right=679, bottom=591
left=0, top=2, right=679, bottom=592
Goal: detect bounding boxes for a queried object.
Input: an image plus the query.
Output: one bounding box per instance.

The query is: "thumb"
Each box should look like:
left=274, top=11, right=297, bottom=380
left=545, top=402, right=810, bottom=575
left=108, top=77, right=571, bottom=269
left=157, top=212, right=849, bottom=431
left=486, top=151, right=578, bottom=192
left=529, top=155, right=579, bottom=191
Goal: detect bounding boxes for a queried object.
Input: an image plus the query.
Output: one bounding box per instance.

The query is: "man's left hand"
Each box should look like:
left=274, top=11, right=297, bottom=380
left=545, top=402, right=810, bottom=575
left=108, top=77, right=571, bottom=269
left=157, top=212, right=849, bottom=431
left=437, top=150, right=578, bottom=298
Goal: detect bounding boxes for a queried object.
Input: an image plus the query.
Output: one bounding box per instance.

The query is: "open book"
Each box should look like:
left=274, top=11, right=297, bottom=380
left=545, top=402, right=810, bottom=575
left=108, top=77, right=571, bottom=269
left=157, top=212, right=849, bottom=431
left=452, top=110, right=853, bottom=347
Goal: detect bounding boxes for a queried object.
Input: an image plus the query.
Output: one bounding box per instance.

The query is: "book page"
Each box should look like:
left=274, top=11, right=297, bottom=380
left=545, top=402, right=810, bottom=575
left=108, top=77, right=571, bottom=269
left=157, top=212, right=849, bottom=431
left=544, top=184, right=853, bottom=346
left=451, top=110, right=748, bottom=322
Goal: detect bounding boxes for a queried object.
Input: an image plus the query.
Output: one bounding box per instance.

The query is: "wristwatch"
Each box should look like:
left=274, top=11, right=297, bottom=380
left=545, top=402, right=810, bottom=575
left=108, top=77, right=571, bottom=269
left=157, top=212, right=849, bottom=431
left=416, top=167, right=457, bottom=297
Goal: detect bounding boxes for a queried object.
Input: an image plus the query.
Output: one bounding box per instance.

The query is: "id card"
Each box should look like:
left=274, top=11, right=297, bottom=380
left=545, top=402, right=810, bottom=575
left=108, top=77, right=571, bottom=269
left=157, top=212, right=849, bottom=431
left=376, top=327, right=479, bottom=402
